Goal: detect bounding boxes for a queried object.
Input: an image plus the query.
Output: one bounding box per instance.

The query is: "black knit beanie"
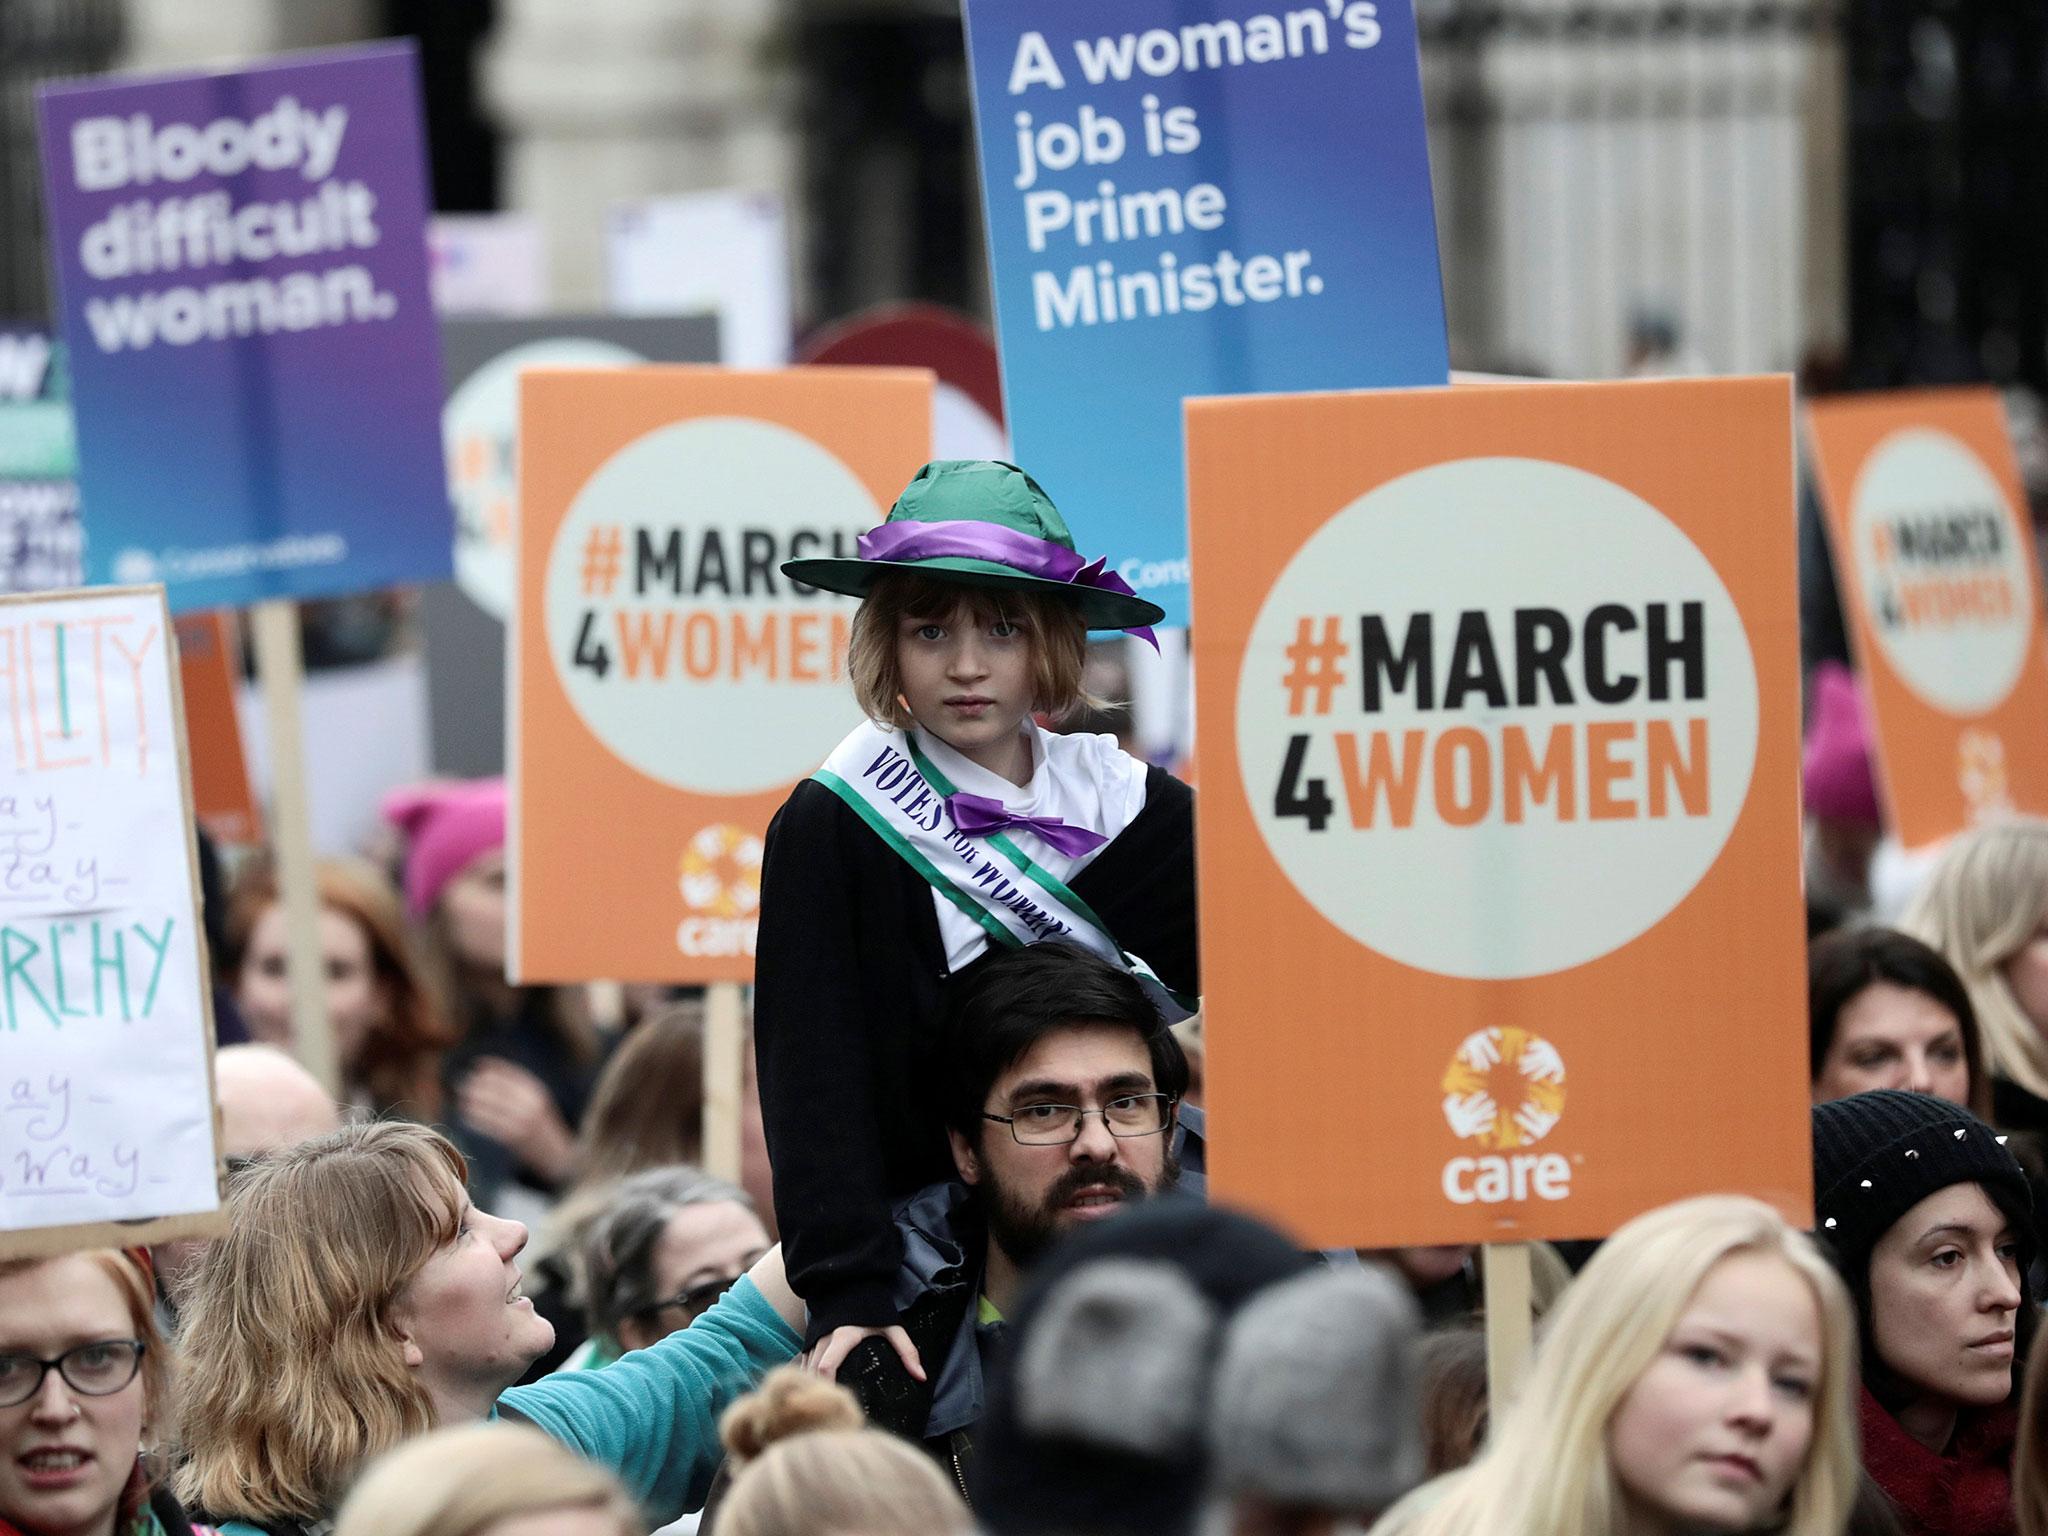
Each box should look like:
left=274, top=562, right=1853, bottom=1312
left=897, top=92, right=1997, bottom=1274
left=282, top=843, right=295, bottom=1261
left=1810, top=1089, right=2036, bottom=1283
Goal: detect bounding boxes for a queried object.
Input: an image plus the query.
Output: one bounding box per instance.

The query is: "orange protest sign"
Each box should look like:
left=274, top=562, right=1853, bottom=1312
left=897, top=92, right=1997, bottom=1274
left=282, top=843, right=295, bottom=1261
left=511, top=366, right=933, bottom=982
left=1806, top=388, right=2048, bottom=848
left=172, top=611, right=261, bottom=847
left=1186, top=376, right=1809, bottom=1248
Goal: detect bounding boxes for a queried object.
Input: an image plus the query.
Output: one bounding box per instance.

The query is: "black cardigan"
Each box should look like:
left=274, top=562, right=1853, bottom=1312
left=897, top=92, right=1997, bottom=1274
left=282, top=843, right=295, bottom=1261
left=753, top=765, right=1198, bottom=1337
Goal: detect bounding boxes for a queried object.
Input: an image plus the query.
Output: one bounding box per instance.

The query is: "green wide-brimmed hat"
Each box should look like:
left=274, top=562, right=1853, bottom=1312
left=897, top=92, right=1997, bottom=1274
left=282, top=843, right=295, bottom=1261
left=780, top=459, right=1164, bottom=638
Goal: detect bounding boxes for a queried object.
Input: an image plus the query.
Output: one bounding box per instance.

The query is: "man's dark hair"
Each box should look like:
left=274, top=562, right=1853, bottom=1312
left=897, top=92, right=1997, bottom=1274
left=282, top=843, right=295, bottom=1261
left=942, top=939, right=1189, bottom=1141
left=1807, top=924, right=1982, bottom=1095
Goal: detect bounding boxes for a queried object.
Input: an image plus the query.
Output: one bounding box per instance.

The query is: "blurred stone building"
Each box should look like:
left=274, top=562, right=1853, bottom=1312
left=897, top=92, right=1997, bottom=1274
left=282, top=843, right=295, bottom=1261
left=1, top=0, right=2042, bottom=390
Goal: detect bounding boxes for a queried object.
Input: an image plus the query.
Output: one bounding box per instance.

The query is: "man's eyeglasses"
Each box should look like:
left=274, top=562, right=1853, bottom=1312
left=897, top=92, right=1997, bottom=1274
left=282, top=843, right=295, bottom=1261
left=982, top=1093, right=1177, bottom=1147
left=647, top=1273, right=744, bottom=1322
left=0, top=1340, right=145, bottom=1408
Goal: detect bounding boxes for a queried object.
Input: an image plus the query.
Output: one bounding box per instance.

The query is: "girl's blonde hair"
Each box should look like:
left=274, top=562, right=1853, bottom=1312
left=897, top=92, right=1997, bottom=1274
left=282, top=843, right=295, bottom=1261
left=1374, top=1196, right=1859, bottom=1536
left=334, top=1423, right=639, bottom=1536
left=716, top=1366, right=971, bottom=1536
left=1900, top=817, right=2048, bottom=1100
left=847, top=570, right=1094, bottom=727
left=173, top=1122, right=468, bottom=1526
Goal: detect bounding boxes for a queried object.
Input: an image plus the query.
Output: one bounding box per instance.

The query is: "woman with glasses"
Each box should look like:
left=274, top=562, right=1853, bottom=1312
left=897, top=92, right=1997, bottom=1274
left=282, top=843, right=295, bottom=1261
left=173, top=1122, right=803, bottom=1536
left=0, top=1248, right=216, bottom=1536
left=566, top=1166, right=770, bottom=1371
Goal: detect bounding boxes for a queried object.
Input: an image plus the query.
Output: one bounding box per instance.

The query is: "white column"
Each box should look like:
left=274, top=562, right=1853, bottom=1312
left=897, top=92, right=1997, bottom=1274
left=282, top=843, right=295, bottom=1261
left=1457, top=0, right=1824, bottom=379
left=1800, top=19, right=1849, bottom=364
left=120, top=0, right=379, bottom=71
left=483, top=0, right=799, bottom=308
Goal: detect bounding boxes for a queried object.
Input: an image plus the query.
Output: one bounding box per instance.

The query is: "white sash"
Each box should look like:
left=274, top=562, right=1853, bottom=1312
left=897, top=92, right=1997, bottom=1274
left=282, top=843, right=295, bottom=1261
left=813, top=721, right=1190, bottom=1011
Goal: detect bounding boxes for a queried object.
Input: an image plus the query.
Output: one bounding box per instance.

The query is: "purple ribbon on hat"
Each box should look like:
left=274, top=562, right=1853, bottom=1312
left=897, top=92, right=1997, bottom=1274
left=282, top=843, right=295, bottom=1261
left=947, top=791, right=1108, bottom=857
left=857, top=519, right=1159, bottom=649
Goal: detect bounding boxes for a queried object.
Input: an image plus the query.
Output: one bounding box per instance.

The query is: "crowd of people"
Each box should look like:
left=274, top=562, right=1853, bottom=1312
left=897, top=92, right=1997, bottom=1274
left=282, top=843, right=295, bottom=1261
left=7, top=456, right=2048, bottom=1536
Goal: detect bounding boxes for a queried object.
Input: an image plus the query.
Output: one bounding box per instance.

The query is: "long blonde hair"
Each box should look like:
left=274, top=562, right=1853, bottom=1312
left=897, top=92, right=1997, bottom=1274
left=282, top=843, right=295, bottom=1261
left=1901, top=818, right=2048, bottom=1100
left=173, top=1122, right=468, bottom=1525
left=1373, top=1196, right=1859, bottom=1536
left=717, top=1366, right=971, bottom=1536
left=334, top=1423, right=639, bottom=1536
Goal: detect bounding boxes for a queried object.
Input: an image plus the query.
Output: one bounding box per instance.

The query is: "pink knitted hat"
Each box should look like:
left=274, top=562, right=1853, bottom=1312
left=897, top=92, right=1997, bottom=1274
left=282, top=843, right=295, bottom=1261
left=1802, top=662, right=1882, bottom=827
left=382, top=777, right=506, bottom=918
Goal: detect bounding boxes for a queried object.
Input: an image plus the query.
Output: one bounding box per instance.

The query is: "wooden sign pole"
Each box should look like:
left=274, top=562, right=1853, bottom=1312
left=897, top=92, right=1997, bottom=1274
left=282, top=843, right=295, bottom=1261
left=702, top=981, right=746, bottom=1182
left=248, top=600, right=338, bottom=1098
left=1482, top=1241, right=1535, bottom=1408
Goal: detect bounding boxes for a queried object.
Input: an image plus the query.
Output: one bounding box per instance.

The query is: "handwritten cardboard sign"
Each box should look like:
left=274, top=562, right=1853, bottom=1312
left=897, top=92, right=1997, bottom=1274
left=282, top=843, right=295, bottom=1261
left=0, top=587, right=220, bottom=1255
left=1806, top=388, right=2048, bottom=847
left=1186, top=377, right=1809, bottom=1247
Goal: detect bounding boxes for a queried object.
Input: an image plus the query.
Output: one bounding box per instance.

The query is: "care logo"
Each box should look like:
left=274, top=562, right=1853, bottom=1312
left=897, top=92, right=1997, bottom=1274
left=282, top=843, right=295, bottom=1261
left=1236, top=457, right=1759, bottom=981
left=676, top=822, right=763, bottom=959
left=1438, top=1025, right=1573, bottom=1206
left=1958, top=728, right=2013, bottom=821
left=545, top=416, right=874, bottom=795
left=1440, top=1026, right=1565, bottom=1148
left=1851, top=427, right=2034, bottom=716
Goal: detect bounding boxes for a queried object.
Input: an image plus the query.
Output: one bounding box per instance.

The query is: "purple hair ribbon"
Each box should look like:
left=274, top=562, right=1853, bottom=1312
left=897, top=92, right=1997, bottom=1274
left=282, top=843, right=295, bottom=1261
left=858, top=519, right=1159, bottom=649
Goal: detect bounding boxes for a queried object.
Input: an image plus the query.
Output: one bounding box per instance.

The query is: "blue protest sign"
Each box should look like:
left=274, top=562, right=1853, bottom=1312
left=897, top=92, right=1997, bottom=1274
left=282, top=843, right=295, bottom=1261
left=960, top=0, right=1450, bottom=626
left=0, top=330, right=82, bottom=593
left=36, top=42, right=449, bottom=612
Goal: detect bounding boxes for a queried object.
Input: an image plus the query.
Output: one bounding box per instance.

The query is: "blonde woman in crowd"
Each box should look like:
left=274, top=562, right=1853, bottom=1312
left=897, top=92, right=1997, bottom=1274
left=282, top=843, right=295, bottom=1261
left=173, top=1122, right=802, bottom=1536
left=1902, top=818, right=2048, bottom=1225
left=1372, top=1196, right=1859, bottom=1536
left=333, top=1423, right=638, bottom=1536
left=713, top=1366, right=971, bottom=1536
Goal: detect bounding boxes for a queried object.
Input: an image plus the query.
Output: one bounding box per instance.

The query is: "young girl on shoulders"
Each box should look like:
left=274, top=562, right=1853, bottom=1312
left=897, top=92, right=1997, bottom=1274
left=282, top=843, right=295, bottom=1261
left=755, top=459, right=1197, bottom=1375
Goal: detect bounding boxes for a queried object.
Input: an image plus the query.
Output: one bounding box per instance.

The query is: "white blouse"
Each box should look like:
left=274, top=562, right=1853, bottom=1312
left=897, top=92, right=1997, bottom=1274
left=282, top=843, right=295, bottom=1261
left=913, top=722, right=1149, bottom=973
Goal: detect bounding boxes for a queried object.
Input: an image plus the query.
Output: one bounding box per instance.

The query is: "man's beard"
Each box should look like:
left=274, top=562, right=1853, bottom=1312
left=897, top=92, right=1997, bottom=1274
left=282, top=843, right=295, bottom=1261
left=983, top=1153, right=1180, bottom=1271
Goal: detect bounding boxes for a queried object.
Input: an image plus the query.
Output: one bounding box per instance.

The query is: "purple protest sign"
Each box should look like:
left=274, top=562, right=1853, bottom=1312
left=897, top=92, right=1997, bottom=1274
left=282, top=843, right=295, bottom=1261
left=36, top=41, right=451, bottom=611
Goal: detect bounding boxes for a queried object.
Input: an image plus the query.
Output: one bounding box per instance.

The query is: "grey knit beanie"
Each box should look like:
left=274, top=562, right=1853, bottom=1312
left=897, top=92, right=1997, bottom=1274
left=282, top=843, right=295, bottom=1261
left=1205, top=1263, right=1426, bottom=1513
left=1013, top=1258, right=1215, bottom=1456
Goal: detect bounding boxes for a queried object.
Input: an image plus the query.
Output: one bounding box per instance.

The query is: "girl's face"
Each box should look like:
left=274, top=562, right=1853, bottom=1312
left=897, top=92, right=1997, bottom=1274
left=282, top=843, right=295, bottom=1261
left=390, top=1191, right=554, bottom=1405
left=0, top=1256, right=146, bottom=1536
left=237, top=901, right=384, bottom=1067
left=1869, top=1182, right=2022, bottom=1411
left=1812, top=981, right=1971, bottom=1106
left=1607, top=1251, right=1821, bottom=1534
left=895, top=604, right=1035, bottom=769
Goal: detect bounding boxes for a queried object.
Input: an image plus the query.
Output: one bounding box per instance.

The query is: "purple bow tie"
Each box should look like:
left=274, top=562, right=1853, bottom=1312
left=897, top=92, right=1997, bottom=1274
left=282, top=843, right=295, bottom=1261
left=946, top=792, right=1108, bottom=857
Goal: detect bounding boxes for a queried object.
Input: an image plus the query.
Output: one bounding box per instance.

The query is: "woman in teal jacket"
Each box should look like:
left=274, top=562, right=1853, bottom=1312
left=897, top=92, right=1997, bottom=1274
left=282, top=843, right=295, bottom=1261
left=172, top=1123, right=802, bottom=1535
